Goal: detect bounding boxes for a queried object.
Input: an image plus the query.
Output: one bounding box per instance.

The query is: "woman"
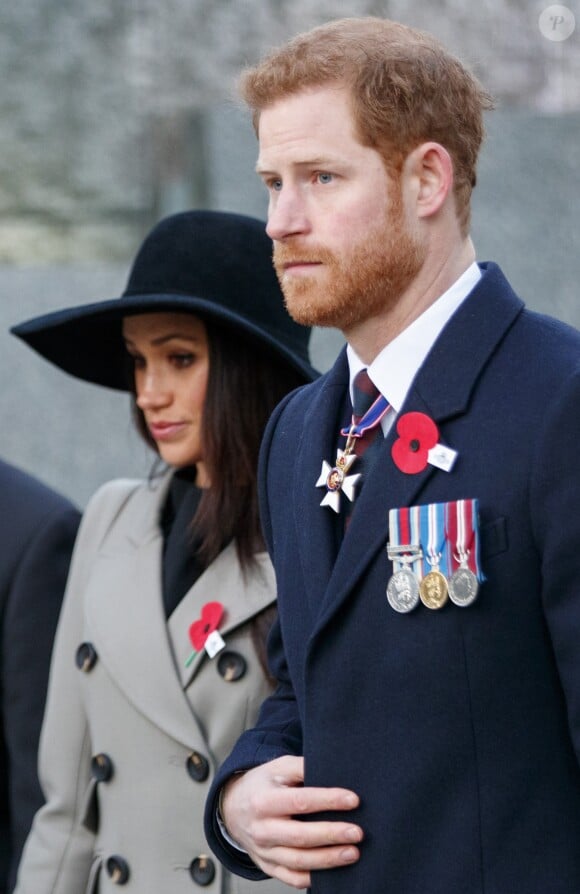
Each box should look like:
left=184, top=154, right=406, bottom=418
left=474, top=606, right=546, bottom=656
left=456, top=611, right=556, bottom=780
left=11, top=210, right=316, bottom=893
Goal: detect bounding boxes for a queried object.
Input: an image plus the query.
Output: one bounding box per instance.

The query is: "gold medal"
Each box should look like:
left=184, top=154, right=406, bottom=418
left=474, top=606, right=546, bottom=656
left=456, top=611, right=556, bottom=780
left=419, top=569, right=448, bottom=609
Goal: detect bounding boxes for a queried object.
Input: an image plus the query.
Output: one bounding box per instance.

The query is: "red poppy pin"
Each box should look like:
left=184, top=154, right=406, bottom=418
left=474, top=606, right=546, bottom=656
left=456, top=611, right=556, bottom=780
left=391, top=412, right=457, bottom=474
left=185, top=601, right=225, bottom=667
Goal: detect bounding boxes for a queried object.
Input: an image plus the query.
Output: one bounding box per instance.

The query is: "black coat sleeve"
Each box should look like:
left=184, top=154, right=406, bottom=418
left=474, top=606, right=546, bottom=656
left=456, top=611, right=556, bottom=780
left=0, top=467, right=80, bottom=894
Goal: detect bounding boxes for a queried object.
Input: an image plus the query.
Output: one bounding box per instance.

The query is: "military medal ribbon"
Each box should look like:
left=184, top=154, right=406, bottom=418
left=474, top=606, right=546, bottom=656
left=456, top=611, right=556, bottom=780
left=445, top=499, right=483, bottom=606
left=317, top=390, right=391, bottom=513
left=418, top=502, right=450, bottom=609
left=386, top=506, right=423, bottom=613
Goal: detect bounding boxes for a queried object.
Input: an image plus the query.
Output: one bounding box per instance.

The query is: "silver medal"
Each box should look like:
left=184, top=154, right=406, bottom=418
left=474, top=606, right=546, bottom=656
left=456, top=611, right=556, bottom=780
left=448, top=566, right=479, bottom=606
left=387, top=567, right=420, bottom=613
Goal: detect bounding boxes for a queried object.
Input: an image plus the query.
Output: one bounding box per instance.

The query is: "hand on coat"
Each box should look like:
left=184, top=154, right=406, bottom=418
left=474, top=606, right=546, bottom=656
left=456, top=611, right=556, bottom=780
left=221, top=755, right=363, bottom=890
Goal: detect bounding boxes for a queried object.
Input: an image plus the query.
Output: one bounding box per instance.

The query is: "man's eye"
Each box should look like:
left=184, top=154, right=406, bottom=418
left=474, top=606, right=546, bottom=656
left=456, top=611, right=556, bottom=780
left=317, top=172, right=333, bottom=184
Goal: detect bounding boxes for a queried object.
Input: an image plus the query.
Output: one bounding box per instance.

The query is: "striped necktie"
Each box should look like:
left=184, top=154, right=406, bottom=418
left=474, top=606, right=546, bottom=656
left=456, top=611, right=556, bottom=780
left=351, top=368, right=383, bottom=457
left=339, top=369, right=386, bottom=528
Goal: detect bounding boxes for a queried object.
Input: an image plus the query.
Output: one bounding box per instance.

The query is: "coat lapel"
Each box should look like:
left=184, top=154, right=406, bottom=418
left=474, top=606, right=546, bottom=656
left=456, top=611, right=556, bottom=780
left=84, top=472, right=202, bottom=749
left=85, top=472, right=277, bottom=748
left=168, top=544, right=275, bottom=689
left=311, top=263, right=524, bottom=634
left=292, top=350, right=351, bottom=612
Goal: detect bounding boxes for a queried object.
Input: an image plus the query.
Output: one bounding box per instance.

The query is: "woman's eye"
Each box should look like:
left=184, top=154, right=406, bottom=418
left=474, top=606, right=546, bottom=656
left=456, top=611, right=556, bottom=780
left=129, top=354, right=145, bottom=370
left=171, top=353, right=194, bottom=368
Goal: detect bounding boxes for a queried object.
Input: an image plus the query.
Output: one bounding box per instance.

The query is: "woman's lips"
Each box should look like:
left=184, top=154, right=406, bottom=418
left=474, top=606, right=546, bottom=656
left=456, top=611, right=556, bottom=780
left=148, top=421, right=187, bottom=441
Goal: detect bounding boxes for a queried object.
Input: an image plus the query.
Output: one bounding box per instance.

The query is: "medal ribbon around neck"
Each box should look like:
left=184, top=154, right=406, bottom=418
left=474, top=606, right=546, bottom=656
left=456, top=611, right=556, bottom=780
left=339, top=392, right=391, bottom=444
left=316, top=392, right=392, bottom=513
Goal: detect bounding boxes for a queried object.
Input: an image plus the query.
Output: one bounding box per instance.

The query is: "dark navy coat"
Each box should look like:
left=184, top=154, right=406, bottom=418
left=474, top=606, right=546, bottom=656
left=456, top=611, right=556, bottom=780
left=0, top=460, right=80, bottom=893
left=206, top=264, right=580, bottom=893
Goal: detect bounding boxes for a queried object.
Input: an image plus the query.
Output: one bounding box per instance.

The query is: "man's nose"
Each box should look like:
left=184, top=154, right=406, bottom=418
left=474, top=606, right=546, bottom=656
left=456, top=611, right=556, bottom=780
left=266, top=187, right=310, bottom=241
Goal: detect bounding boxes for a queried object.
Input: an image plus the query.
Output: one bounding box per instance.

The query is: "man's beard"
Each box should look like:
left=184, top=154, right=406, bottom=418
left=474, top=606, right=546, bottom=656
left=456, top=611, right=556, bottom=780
left=273, top=195, right=426, bottom=331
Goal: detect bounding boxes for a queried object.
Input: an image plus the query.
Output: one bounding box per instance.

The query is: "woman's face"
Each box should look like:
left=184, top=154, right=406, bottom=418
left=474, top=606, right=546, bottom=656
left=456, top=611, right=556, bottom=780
left=122, top=312, right=210, bottom=485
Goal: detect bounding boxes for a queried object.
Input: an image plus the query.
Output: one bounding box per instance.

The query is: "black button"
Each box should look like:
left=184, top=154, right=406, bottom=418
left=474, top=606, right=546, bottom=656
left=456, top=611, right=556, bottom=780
left=186, top=751, right=210, bottom=782
left=217, top=651, right=247, bottom=682
left=75, top=642, right=98, bottom=672
left=91, top=753, right=114, bottom=782
left=409, top=439, right=421, bottom=452
left=106, top=855, right=130, bottom=885
left=189, top=856, right=216, bottom=886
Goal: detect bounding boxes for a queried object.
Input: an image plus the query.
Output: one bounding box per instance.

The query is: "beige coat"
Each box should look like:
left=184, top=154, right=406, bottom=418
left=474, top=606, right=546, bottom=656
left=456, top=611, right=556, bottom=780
left=15, top=474, right=291, bottom=894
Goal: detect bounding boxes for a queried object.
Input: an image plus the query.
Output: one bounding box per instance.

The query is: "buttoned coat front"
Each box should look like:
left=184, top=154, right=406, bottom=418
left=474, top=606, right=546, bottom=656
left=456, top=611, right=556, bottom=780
left=15, top=472, right=291, bottom=894
left=206, top=264, right=580, bottom=893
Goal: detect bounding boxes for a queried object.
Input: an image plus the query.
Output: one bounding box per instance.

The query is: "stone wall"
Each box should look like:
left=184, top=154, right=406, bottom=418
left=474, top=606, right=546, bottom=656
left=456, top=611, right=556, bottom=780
left=1, top=0, right=578, bottom=261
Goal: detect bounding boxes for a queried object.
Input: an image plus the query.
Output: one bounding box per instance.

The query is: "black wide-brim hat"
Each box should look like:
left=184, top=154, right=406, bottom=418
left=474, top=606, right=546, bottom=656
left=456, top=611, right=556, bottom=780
left=12, top=210, right=318, bottom=390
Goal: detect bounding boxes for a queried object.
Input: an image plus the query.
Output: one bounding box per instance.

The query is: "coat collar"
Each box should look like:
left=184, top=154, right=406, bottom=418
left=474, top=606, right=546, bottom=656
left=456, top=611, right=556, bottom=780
left=85, top=472, right=276, bottom=749
left=299, top=262, right=524, bottom=632
left=123, top=469, right=173, bottom=546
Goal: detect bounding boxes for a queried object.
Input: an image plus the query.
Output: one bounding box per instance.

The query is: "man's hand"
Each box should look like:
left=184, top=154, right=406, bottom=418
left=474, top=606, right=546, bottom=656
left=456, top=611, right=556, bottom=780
left=221, top=755, right=363, bottom=890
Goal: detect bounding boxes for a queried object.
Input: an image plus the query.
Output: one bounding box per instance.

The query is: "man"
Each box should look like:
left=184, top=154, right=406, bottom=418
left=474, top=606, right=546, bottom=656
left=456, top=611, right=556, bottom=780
left=205, top=17, right=580, bottom=893
left=0, top=459, right=80, bottom=892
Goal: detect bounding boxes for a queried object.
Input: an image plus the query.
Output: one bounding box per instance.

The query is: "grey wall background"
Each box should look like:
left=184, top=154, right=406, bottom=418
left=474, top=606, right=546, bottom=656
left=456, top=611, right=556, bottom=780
left=0, top=0, right=578, bottom=507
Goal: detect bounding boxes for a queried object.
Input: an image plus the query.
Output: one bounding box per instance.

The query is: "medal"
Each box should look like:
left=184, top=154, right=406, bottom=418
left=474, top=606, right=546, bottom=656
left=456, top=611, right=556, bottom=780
left=418, top=502, right=449, bottom=609
left=448, top=565, right=479, bottom=606
left=316, top=390, right=391, bottom=513
left=419, top=569, right=448, bottom=609
left=387, top=565, right=421, bottom=613
left=316, top=450, right=361, bottom=513
left=386, top=507, right=422, bottom=613
left=445, top=499, right=481, bottom=607
left=387, top=499, right=484, bottom=614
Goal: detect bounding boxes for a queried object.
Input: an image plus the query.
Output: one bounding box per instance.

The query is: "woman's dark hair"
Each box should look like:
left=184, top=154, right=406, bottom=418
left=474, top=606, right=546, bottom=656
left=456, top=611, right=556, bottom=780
left=130, top=318, right=307, bottom=678
left=132, top=317, right=305, bottom=565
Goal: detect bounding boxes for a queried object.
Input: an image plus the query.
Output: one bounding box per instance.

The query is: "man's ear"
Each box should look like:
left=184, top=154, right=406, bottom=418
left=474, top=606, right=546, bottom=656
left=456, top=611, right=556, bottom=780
left=404, top=142, right=454, bottom=220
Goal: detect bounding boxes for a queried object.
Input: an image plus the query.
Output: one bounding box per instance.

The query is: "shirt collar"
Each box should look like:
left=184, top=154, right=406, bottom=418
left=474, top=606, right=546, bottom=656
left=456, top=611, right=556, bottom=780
left=347, top=261, right=481, bottom=413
